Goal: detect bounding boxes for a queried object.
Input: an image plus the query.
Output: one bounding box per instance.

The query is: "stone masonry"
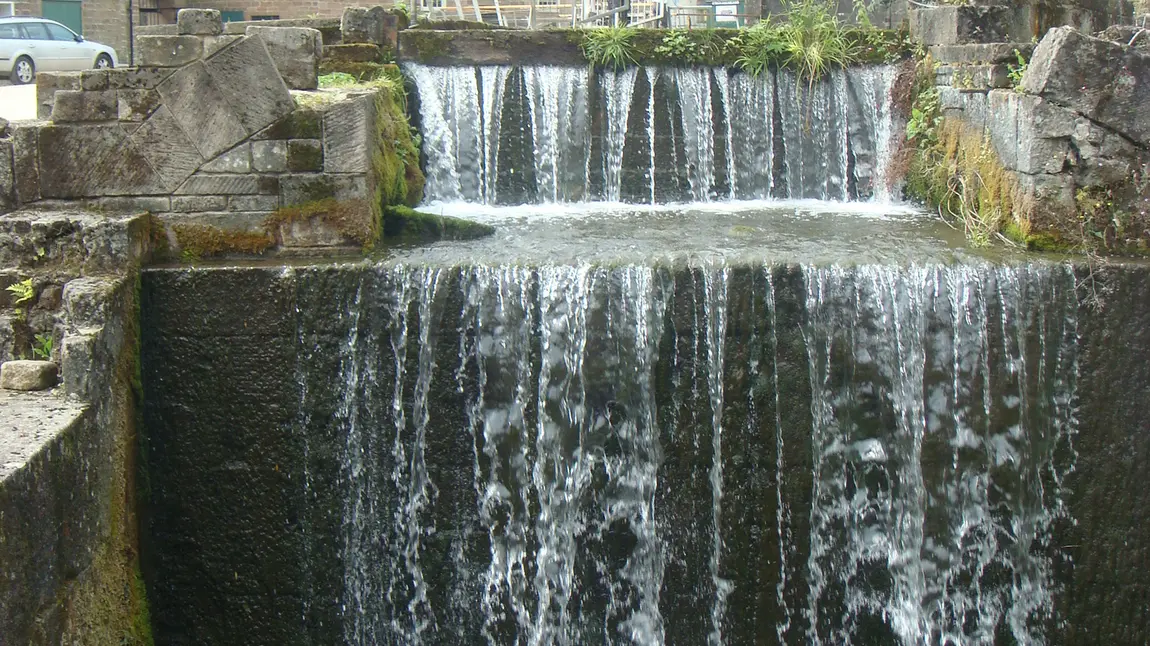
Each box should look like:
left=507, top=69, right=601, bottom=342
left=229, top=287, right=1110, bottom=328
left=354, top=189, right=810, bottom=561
left=912, top=3, right=1150, bottom=247
left=2, top=8, right=408, bottom=255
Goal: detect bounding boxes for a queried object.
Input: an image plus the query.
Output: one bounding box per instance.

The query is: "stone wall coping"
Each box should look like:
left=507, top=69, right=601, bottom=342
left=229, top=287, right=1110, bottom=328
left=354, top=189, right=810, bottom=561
left=0, top=391, right=87, bottom=481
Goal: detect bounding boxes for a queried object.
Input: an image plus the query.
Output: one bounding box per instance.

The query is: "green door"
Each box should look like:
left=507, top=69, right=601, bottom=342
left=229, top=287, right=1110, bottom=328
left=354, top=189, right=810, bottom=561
left=42, top=0, right=83, bottom=35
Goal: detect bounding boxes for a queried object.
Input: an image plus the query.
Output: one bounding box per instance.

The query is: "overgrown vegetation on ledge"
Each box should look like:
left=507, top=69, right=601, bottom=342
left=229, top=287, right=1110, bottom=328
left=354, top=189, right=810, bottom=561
left=402, top=1, right=914, bottom=73
left=901, top=56, right=1150, bottom=256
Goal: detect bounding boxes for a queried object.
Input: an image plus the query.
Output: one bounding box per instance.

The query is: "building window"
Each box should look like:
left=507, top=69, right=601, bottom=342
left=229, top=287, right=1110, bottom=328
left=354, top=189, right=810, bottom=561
left=0, top=3, right=14, bottom=18
left=251, top=15, right=279, bottom=20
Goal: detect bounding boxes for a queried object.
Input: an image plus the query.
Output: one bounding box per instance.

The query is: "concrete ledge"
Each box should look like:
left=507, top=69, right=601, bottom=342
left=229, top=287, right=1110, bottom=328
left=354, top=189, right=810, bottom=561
left=399, top=28, right=583, bottom=66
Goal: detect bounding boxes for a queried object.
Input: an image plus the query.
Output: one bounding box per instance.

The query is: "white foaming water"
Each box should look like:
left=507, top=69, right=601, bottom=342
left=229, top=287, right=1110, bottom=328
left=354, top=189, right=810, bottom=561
left=405, top=64, right=900, bottom=206
left=320, top=261, right=1079, bottom=645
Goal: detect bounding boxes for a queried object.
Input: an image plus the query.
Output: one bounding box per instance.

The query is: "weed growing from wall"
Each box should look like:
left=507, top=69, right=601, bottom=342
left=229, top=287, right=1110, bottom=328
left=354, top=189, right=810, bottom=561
left=581, top=26, right=640, bottom=69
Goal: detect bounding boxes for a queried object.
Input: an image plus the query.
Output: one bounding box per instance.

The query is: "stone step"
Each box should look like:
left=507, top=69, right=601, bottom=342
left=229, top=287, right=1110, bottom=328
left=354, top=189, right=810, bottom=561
left=929, top=42, right=1036, bottom=64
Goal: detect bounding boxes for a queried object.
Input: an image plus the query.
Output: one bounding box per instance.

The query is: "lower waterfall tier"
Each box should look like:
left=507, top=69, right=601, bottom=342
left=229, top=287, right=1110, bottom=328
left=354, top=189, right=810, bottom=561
left=136, top=258, right=1150, bottom=646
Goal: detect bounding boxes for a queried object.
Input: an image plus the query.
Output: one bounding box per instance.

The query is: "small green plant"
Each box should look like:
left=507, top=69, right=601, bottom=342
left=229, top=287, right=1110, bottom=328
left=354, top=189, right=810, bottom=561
left=654, top=28, right=726, bottom=64
left=581, top=26, right=639, bottom=69
left=5, top=278, right=34, bottom=321
left=32, top=333, right=53, bottom=360
left=1007, top=48, right=1028, bottom=91
left=394, top=1, right=411, bottom=21
left=736, top=1, right=858, bottom=93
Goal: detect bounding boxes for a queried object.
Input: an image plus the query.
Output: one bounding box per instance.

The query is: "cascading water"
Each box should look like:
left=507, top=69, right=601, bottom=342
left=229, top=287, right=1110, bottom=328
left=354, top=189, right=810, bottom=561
left=406, top=64, right=900, bottom=205
left=313, top=261, right=1079, bottom=645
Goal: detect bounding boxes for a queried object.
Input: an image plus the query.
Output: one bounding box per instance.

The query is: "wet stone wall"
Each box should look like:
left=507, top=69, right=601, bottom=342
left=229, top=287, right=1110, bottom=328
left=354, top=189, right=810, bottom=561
left=140, top=260, right=1150, bottom=645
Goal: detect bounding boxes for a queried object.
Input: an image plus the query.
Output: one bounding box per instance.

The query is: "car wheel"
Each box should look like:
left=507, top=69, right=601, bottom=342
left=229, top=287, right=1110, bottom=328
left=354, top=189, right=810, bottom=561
left=12, top=56, right=34, bottom=85
left=94, top=54, right=113, bottom=70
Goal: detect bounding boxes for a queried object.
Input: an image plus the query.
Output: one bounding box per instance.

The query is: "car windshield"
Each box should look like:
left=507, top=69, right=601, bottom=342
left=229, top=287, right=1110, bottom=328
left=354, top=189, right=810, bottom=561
left=0, top=24, right=22, bottom=39
left=44, top=23, right=75, bottom=41
left=20, top=22, right=50, bottom=40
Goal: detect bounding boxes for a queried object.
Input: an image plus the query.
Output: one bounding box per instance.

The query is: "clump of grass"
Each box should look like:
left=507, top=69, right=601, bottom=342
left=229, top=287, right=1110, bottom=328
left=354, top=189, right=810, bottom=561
left=736, top=0, right=858, bottom=91
left=581, top=26, right=639, bottom=69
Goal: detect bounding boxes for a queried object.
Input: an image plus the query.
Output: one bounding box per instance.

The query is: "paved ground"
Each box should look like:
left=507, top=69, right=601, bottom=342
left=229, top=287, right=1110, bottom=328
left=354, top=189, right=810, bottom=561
left=0, top=84, right=37, bottom=122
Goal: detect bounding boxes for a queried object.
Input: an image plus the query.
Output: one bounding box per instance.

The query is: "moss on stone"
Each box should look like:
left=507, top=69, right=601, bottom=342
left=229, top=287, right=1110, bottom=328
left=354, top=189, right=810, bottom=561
left=319, top=61, right=392, bottom=80
left=171, top=224, right=274, bottom=260
left=382, top=205, right=495, bottom=243
left=401, top=30, right=454, bottom=64
left=287, top=140, right=324, bottom=172
left=324, top=43, right=387, bottom=63
left=265, top=198, right=376, bottom=248
left=257, top=108, right=323, bottom=140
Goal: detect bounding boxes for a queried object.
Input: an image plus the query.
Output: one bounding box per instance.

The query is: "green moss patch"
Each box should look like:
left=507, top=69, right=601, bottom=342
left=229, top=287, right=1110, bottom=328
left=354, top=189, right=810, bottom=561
left=287, top=140, right=324, bottom=172
left=255, top=108, right=322, bottom=140
left=324, top=43, right=387, bottom=63
left=171, top=224, right=274, bottom=260
left=265, top=198, right=376, bottom=248
left=382, top=205, right=495, bottom=243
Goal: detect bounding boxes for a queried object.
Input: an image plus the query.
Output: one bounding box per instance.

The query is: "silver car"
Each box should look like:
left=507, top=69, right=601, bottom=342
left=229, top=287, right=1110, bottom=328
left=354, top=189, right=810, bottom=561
left=0, top=17, right=119, bottom=85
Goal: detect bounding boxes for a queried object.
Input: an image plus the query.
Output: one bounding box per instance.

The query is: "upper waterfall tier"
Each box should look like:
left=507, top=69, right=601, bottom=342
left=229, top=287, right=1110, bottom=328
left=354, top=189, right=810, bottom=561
left=406, top=64, right=900, bottom=206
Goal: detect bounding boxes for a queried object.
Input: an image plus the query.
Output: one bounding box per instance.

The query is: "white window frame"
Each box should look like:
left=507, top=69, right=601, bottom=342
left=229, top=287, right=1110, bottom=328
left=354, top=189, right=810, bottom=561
left=0, top=2, right=16, bottom=18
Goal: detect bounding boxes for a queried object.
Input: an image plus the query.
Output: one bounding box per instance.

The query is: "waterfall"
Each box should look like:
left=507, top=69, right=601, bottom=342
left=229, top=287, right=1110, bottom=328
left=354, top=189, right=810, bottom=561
left=310, top=260, right=1080, bottom=645
left=405, top=64, right=900, bottom=206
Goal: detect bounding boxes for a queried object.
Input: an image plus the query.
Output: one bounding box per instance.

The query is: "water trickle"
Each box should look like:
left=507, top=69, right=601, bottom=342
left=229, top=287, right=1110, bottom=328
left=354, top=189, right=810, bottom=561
left=603, top=68, right=639, bottom=203
left=406, top=66, right=483, bottom=201
left=673, top=68, right=718, bottom=201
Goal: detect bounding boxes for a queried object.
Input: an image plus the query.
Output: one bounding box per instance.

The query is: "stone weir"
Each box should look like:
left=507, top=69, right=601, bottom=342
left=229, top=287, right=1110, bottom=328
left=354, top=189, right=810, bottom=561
left=140, top=258, right=1150, bottom=645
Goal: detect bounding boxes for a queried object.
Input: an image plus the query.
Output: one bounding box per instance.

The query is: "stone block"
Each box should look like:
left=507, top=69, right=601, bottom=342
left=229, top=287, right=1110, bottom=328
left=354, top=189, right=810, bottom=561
left=251, top=140, right=288, bottom=172
left=946, top=64, right=1012, bottom=91
left=50, top=90, right=117, bottom=123
left=246, top=26, right=322, bottom=91
left=341, top=6, right=387, bottom=46
left=0, top=142, right=12, bottom=209
left=201, top=144, right=252, bottom=173
left=323, top=43, right=384, bottom=63
left=172, top=195, right=228, bottom=212
left=11, top=126, right=39, bottom=203
left=280, top=173, right=366, bottom=206
left=62, top=278, right=117, bottom=330
left=176, top=174, right=272, bottom=195
left=0, top=361, right=58, bottom=391
left=37, top=124, right=127, bottom=198
left=287, top=139, right=323, bottom=172
left=178, top=8, right=223, bottom=36
left=91, top=196, right=171, bottom=214
left=1021, top=26, right=1150, bottom=147
left=204, top=35, right=242, bottom=57
left=80, top=70, right=110, bottom=91
left=136, top=35, right=205, bottom=67
left=204, top=36, right=295, bottom=135
left=60, top=333, right=96, bottom=399
left=85, top=139, right=169, bottom=198
left=106, top=67, right=172, bottom=90
left=228, top=195, right=280, bottom=211
left=157, top=61, right=247, bottom=159
left=126, top=105, right=205, bottom=192
left=117, top=89, right=161, bottom=122
left=253, top=109, right=323, bottom=140
left=986, top=91, right=1075, bottom=176
left=910, top=5, right=1011, bottom=46
left=323, top=93, right=373, bottom=174
left=35, top=72, right=82, bottom=120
